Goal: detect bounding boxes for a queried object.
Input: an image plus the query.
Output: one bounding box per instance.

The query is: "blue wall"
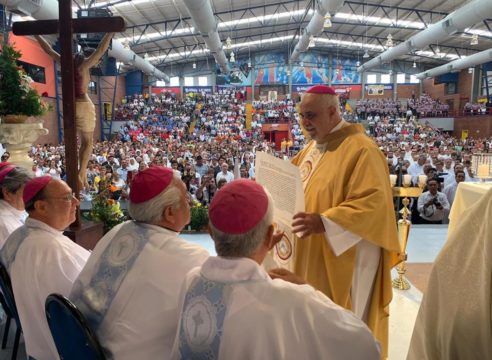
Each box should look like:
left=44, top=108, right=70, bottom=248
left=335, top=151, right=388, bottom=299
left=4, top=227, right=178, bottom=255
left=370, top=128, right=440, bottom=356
left=125, top=70, right=144, bottom=96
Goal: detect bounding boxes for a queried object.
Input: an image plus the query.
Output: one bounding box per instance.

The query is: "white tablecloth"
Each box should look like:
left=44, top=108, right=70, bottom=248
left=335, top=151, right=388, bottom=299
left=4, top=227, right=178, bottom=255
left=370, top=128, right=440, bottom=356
left=448, top=182, right=492, bottom=235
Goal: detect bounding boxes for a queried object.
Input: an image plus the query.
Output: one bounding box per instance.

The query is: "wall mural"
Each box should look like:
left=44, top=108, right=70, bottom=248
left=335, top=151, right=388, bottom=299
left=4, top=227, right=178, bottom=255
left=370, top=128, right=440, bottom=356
left=254, top=53, right=288, bottom=84
left=331, top=57, right=361, bottom=84
left=291, top=53, right=329, bottom=85
left=216, top=59, right=252, bottom=86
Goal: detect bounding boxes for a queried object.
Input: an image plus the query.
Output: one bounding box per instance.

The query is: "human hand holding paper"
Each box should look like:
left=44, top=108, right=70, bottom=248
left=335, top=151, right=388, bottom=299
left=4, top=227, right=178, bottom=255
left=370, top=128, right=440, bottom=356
left=292, top=212, right=325, bottom=238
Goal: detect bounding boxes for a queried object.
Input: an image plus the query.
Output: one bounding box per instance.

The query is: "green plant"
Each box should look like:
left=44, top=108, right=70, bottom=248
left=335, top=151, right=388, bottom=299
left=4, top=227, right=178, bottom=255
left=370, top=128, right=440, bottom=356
left=0, top=43, right=51, bottom=117
left=85, top=190, right=127, bottom=233
left=189, top=202, right=209, bottom=231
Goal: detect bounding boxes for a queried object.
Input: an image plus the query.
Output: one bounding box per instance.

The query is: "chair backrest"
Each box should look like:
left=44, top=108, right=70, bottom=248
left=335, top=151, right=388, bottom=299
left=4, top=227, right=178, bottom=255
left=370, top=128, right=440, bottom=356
left=0, top=262, right=20, bottom=323
left=45, top=294, right=106, bottom=360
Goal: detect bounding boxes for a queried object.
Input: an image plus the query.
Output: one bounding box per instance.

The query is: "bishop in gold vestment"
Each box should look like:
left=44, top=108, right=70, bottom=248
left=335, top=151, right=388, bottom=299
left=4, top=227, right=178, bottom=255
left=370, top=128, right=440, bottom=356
left=290, top=85, right=400, bottom=358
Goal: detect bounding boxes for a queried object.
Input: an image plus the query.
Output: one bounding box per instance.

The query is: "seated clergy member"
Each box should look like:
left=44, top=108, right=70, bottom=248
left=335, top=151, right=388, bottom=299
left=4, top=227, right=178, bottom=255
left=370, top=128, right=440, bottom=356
left=171, top=179, right=380, bottom=360
left=1, top=176, right=90, bottom=360
left=70, top=167, right=209, bottom=359
left=407, top=187, right=492, bottom=359
left=0, top=164, right=31, bottom=248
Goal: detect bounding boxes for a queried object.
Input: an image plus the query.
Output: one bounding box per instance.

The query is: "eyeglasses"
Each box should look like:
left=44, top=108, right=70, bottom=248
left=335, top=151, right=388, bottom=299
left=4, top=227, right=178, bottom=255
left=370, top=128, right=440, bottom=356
left=44, top=192, right=77, bottom=202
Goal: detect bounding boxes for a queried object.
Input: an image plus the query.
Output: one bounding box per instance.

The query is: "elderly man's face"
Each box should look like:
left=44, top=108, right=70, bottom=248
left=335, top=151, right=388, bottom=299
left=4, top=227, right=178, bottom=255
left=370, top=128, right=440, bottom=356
left=221, top=163, right=228, bottom=173
left=299, top=94, right=340, bottom=142
left=41, top=180, right=79, bottom=230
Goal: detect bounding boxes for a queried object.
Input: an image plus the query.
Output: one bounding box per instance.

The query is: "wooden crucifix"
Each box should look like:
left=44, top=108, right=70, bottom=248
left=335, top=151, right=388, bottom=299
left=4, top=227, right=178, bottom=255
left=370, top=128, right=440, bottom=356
left=12, top=1, right=125, bottom=231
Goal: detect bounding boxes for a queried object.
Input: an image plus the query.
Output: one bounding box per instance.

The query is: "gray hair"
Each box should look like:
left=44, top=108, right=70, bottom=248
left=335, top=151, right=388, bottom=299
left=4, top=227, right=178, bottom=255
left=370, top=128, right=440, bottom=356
left=0, top=167, right=32, bottom=200
left=128, top=173, right=182, bottom=225
left=210, top=191, right=274, bottom=258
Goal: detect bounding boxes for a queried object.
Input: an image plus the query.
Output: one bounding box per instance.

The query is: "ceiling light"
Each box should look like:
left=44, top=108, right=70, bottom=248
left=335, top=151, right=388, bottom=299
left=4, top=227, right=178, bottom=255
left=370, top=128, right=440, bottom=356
left=385, top=34, right=393, bottom=48
left=356, top=60, right=360, bottom=66
left=471, top=34, right=478, bottom=46
left=247, top=61, right=252, bottom=68
left=286, top=70, right=291, bottom=76
left=435, top=46, right=440, bottom=55
left=229, top=51, right=235, bottom=63
left=225, top=37, right=232, bottom=50
left=308, top=36, right=315, bottom=48
left=468, top=67, right=473, bottom=74
left=389, top=69, right=393, bottom=75
left=413, top=61, right=417, bottom=68
left=192, top=62, right=196, bottom=69
left=324, top=15, right=332, bottom=28
left=363, top=51, right=369, bottom=58
left=300, top=61, right=304, bottom=66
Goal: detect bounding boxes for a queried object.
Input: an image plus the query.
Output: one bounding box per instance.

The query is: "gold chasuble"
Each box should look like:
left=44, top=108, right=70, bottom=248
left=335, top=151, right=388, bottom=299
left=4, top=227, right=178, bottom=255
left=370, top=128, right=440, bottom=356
left=292, top=124, right=400, bottom=358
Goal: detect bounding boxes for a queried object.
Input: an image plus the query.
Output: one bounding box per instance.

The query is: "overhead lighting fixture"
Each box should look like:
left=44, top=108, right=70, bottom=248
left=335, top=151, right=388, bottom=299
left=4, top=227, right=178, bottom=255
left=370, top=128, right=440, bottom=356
left=435, top=46, right=441, bottom=55
left=229, top=51, right=235, bottom=63
left=363, top=50, right=369, bottom=58
left=471, top=34, right=478, bottom=46
left=413, top=61, right=417, bottom=68
left=308, top=36, right=315, bottom=48
left=144, top=53, right=149, bottom=59
left=225, top=36, right=232, bottom=50
left=388, top=69, right=393, bottom=75
left=356, top=60, right=360, bottom=66
left=247, top=61, right=252, bottom=68
left=192, top=62, right=196, bottom=69
left=324, top=15, right=332, bottom=28
left=286, top=69, right=291, bottom=76
left=468, top=67, right=473, bottom=74
left=300, top=61, right=304, bottom=66
left=385, top=34, right=393, bottom=48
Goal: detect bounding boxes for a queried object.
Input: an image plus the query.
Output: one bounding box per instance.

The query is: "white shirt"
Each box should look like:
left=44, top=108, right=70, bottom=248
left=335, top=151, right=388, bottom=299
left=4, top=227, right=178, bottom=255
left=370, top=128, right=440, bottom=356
left=216, top=171, right=234, bottom=184
left=70, top=221, right=209, bottom=360
left=2, top=218, right=90, bottom=360
left=417, top=191, right=450, bottom=222
left=171, top=257, right=380, bottom=360
left=0, top=200, right=25, bottom=249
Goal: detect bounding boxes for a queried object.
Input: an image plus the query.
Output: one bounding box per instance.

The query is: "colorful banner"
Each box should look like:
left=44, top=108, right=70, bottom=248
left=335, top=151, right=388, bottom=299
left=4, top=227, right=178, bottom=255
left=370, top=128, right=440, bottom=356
left=293, top=84, right=362, bottom=93
left=331, top=58, right=361, bottom=84
left=151, top=87, right=180, bottom=96
left=461, top=130, right=469, bottom=140
left=292, top=53, right=329, bottom=85
left=254, top=53, right=288, bottom=84
left=366, top=85, right=385, bottom=96
left=216, top=60, right=252, bottom=85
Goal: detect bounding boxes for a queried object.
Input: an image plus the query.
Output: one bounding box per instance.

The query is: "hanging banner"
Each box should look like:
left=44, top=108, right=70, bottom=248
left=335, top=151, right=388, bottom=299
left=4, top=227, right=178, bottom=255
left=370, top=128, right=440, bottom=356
left=245, top=103, right=253, bottom=130
left=461, top=130, right=469, bottom=140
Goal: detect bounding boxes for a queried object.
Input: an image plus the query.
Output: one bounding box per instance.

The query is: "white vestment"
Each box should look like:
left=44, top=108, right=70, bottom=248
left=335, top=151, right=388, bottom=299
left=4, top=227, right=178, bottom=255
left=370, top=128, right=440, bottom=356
left=171, top=257, right=380, bottom=360
left=1, top=218, right=90, bottom=360
left=70, top=221, right=209, bottom=360
left=0, top=200, right=25, bottom=249
left=407, top=187, right=492, bottom=359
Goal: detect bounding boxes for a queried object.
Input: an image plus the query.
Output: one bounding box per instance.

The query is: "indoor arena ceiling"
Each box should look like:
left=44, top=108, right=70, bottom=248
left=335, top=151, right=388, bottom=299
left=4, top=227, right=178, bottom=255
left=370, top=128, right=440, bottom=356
left=76, top=0, right=492, bottom=71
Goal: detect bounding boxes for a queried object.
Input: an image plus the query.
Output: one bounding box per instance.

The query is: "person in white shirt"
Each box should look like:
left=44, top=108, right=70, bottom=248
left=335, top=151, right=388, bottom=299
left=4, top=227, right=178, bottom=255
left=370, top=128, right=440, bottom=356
left=1, top=176, right=90, bottom=360
left=215, top=163, right=234, bottom=184
left=417, top=178, right=450, bottom=224
left=70, top=167, right=209, bottom=360
left=171, top=179, right=380, bottom=360
left=443, top=171, right=466, bottom=207
left=0, top=164, right=31, bottom=248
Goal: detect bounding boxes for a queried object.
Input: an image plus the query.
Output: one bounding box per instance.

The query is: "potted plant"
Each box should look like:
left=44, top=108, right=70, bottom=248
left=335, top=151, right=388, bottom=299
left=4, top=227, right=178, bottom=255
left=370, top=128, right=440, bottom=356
left=189, top=201, right=209, bottom=232
left=84, top=189, right=127, bottom=233
left=0, top=43, right=51, bottom=123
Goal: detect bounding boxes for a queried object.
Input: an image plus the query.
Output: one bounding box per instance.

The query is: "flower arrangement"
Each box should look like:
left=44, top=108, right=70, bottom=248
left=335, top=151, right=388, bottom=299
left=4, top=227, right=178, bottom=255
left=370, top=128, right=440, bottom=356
left=0, top=43, right=51, bottom=118
left=85, top=189, right=127, bottom=233
left=189, top=200, right=209, bottom=231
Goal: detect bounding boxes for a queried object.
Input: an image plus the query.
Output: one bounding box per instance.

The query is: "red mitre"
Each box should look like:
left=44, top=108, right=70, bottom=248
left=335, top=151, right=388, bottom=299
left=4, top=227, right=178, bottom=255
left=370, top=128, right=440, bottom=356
left=23, top=176, right=52, bottom=204
left=129, top=166, right=174, bottom=204
left=0, top=165, right=15, bottom=183
left=209, top=179, right=269, bottom=235
left=305, top=85, right=337, bottom=95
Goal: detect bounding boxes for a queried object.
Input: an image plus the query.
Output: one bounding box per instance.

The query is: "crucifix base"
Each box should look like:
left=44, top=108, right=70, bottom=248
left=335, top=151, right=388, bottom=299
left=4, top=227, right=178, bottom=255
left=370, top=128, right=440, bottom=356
left=63, top=220, right=104, bottom=251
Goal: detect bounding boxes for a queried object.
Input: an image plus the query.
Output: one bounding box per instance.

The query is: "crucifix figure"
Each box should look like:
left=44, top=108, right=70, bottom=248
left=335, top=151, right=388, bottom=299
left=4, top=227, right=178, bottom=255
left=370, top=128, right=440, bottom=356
left=35, top=33, right=114, bottom=190
left=12, top=0, right=125, bottom=219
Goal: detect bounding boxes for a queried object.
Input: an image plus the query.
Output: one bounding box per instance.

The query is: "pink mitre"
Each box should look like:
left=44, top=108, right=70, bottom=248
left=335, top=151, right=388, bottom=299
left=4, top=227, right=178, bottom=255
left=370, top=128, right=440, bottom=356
left=305, top=85, right=337, bottom=95
left=209, top=179, right=269, bottom=235
left=0, top=165, right=16, bottom=183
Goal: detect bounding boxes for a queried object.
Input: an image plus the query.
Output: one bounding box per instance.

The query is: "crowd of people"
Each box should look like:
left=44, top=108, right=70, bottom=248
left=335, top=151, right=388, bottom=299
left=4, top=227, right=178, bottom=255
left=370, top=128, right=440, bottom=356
left=1, top=84, right=491, bottom=359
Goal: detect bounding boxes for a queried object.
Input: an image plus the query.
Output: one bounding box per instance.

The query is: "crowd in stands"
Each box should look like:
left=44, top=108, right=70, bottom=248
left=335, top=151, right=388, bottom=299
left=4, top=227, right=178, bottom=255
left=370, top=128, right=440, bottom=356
left=1, top=91, right=491, bottom=221
left=463, top=101, right=490, bottom=115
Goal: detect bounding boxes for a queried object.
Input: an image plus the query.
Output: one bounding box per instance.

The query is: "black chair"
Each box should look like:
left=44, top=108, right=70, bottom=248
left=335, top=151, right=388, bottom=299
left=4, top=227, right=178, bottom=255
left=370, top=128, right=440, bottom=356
left=45, top=294, right=106, bottom=360
left=1, top=294, right=14, bottom=349
left=0, top=263, right=22, bottom=360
